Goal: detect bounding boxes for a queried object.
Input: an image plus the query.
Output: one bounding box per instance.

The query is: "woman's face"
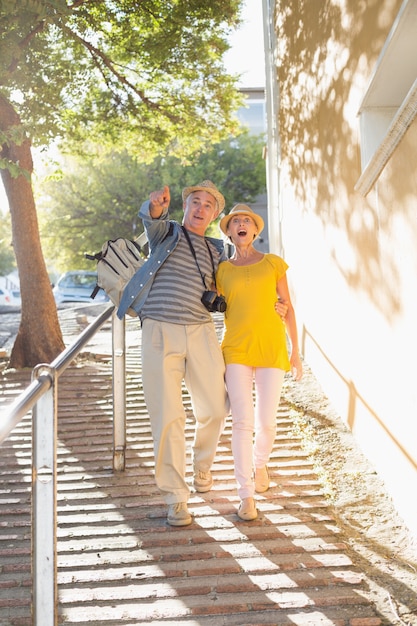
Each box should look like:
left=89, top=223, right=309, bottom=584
left=227, top=215, right=258, bottom=244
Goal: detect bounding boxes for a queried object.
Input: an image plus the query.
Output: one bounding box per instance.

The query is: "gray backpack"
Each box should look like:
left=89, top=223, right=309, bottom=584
left=86, top=234, right=147, bottom=317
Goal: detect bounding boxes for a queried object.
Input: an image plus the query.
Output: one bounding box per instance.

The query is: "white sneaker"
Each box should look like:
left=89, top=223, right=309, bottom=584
left=238, top=497, right=258, bottom=521
left=167, top=502, right=192, bottom=526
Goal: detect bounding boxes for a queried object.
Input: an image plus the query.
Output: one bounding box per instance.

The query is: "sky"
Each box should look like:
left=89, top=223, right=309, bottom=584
left=224, top=0, right=266, bottom=88
left=0, top=0, right=265, bottom=213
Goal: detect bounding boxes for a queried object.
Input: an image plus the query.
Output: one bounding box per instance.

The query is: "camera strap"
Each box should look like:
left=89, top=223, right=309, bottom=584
left=180, top=225, right=217, bottom=289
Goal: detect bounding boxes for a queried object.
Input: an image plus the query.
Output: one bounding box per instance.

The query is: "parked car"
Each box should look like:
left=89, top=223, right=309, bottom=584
left=53, top=271, right=109, bottom=304
left=0, top=287, right=21, bottom=307
left=9, top=289, right=21, bottom=306
left=0, top=287, right=12, bottom=306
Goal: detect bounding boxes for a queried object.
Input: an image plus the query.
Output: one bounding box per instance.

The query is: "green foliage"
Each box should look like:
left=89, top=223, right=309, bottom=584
left=158, top=131, right=267, bottom=222
left=0, top=126, right=32, bottom=178
left=37, top=131, right=266, bottom=271
left=0, top=0, right=244, bottom=166
left=38, top=150, right=145, bottom=271
left=0, top=212, right=16, bottom=276
left=0, top=158, right=29, bottom=179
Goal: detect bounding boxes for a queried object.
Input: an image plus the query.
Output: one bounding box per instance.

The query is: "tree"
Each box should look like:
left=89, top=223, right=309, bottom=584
left=0, top=0, right=242, bottom=367
left=38, top=131, right=267, bottom=271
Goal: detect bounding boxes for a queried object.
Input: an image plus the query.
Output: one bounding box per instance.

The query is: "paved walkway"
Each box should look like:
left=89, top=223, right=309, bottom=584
left=0, top=307, right=396, bottom=625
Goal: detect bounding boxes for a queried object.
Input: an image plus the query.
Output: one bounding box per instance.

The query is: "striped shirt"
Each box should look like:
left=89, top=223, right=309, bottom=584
left=140, top=229, right=219, bottom=324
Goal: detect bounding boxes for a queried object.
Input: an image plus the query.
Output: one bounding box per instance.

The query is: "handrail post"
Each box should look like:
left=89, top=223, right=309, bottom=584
left=31, top=364, right=58, bottom=626
left=112, top=312, right=126, bottom=471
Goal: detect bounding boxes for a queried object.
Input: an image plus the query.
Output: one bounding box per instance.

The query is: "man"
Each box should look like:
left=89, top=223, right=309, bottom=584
left=118, top=181, right=229, bottom=526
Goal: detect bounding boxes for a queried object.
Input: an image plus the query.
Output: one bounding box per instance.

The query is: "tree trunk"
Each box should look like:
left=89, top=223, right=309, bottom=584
left=0, top=94, right=65, bottom=368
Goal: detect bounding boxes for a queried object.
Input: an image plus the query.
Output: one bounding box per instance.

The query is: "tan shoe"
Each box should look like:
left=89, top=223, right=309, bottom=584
left=238, top=497, right=258, bottom=521
left=193, top=468, right=213, bottom=493
left=255, top=465, right=270, bottom=493
left=167, top=502, right=192, bottom=526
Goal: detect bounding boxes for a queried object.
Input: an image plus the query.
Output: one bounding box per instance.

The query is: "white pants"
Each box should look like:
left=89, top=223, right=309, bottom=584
left=141, top=319, right=229, bottom=504
left=226, top=364, right=285, bottom=499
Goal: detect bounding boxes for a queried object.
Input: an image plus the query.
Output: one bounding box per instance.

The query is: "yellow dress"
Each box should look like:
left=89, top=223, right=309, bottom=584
left=216, top=254, right=290, bottom=370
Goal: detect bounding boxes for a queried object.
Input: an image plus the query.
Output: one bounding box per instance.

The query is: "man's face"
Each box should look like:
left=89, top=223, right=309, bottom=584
left=182, top=191, right=218, bottom=235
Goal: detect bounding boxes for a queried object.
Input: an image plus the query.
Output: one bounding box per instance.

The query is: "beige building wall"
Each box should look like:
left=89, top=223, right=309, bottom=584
left=270, top=0, right=417, bottom=538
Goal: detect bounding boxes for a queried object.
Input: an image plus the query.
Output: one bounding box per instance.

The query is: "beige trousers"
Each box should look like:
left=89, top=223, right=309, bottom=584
left=141, top=319, right=229, bottom=504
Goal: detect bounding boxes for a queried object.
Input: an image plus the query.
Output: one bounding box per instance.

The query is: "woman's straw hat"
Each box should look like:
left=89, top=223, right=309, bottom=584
left=219, top=204, right=264, bottom=238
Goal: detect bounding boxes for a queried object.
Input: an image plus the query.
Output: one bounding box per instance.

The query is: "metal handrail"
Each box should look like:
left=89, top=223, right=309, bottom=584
left=0, top=304, right=115, bottom=442
left=0, top=304, right=127, bottom=626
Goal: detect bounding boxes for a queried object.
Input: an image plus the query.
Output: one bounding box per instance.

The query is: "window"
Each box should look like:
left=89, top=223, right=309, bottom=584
left=355, top=0, right=417, bottom=196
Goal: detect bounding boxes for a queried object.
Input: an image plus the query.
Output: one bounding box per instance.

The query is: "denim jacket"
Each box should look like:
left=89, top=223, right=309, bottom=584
left=117, top=199, right=225, bottom=319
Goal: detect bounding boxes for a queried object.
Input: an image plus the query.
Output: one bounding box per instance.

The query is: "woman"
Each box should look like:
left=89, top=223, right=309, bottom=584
left=217, top=204, right=303, bottom=521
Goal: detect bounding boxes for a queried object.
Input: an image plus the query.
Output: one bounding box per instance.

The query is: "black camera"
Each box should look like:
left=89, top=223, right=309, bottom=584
left=201, top=290, right=227, bottom=313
